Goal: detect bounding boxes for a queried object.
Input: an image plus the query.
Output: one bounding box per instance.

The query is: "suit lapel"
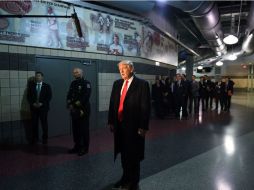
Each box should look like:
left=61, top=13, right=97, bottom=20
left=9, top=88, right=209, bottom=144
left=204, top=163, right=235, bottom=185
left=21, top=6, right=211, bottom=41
left=125, top=76, right=137, bottom=100
left=116, top=80, right=124, bottom=106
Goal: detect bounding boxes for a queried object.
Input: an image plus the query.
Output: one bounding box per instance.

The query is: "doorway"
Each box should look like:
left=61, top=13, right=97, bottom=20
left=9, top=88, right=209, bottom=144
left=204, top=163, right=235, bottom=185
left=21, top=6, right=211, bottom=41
left=36, top=56, right=97, bottom=137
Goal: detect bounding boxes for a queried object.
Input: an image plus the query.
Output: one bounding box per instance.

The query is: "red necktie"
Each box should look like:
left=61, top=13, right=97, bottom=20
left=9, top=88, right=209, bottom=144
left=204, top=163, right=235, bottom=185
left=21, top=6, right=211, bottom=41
left=118, top=80, right=129, bottom=121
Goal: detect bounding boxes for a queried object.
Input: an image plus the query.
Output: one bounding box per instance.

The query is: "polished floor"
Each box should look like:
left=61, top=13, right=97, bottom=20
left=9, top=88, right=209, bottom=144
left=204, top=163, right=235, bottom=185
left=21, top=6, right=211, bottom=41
left=1, top=92, right=254, bottom=190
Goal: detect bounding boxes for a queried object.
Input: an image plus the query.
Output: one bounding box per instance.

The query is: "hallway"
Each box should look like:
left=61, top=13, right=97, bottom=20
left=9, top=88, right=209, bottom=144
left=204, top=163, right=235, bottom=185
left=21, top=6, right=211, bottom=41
left=1, top=92, right=254, bottom=190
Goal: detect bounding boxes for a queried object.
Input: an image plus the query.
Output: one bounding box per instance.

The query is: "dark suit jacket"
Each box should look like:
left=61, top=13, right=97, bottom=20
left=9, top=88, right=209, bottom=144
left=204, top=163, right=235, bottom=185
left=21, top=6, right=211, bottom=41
left=108, top=76, right=151, bottom=161
left=27, top=82, right=52, bottom=111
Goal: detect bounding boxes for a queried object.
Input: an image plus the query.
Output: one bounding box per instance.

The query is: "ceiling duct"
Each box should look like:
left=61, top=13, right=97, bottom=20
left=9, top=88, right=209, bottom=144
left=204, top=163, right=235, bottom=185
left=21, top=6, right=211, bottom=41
left=242, top=1, right=254, bottom=55
left=167, top=1, right=227, bottom=56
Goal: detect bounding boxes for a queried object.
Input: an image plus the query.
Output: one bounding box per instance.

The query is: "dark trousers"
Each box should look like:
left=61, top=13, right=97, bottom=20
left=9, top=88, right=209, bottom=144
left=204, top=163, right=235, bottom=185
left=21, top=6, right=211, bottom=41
left=71, top=116, right=89, bottom=151
left=121, top=151, right=140, bottom=186
left=189, top=96, right=199, bottom=114
left=31, top=108, right=48, bottom=142
left=119, top=125, right=141, bottom=187
left=225, top=95, right=232, bottom=110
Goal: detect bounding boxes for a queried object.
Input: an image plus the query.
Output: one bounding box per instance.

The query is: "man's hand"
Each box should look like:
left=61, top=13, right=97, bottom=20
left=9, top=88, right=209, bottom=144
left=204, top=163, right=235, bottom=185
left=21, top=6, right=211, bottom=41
left=75, top=101, right=81, bottom=107
left=33, top=103, right=40, bottom=108
left=138, top=128, right=147, bottom=137
left=108, top=124, right=114, bottom=132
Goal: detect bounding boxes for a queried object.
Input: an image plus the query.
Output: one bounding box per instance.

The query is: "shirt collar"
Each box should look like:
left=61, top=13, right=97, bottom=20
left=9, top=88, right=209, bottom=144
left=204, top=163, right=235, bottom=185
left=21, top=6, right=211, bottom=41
left=126, top=76, right=134, bottom=83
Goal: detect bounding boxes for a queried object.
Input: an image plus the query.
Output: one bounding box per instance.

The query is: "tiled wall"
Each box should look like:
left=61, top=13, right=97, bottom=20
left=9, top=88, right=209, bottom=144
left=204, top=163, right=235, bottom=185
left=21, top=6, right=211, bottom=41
left=0, top=70, right=34, bottom=122
left=0, top=44, right=173, bottom=122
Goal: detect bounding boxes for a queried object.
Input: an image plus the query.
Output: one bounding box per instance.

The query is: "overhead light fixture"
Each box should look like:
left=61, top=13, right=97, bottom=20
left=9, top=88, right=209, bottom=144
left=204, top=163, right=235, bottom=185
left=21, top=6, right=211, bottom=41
left=216, top=61, right=223, bottom=66
left=181, top=67, right=186, bottom=71
left=228, top=54, right=237, bottom=61
left=223, top=34, right=238, bottom=45
left=197, top=66, right=203, bottom=70
left=155, top=61, right=160, bottom=66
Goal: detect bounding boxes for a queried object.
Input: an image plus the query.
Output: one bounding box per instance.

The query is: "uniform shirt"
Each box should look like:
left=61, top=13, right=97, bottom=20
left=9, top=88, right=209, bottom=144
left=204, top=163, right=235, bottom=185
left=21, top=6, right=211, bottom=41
left=67, top=77, right=91, bottom=107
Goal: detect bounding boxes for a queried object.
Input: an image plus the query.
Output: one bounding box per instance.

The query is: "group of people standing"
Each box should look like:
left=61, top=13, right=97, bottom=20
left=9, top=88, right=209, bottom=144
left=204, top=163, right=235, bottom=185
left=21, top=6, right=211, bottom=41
left=26, top=62, right=235, bottom=190
left=27, top=60, right=150, bottom=190
left=152, top=74, right=235, bottom=119
left=27, top=68, right=91, bottom=157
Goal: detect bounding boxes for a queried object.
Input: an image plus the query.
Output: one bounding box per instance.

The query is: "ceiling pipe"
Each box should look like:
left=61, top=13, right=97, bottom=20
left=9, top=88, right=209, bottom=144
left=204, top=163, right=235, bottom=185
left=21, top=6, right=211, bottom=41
left=167, top=1, right=227, bottom=56
left=241, top=1, right=254, bottom=55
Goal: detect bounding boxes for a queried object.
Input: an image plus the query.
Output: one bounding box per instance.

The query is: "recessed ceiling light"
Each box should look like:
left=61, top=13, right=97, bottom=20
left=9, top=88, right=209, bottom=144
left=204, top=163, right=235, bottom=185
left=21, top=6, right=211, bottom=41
left=228, top=54, right=237, bottom=61
left=216, top=61, right=223, bottom=66
left=223, top=34, right=238, bottom=45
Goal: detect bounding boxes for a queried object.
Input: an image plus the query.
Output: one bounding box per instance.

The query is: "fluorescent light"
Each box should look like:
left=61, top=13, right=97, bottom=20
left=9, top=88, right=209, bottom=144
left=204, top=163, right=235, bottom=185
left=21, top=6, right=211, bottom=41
left=216, top=61, right=223, bottom=66
left=155, top=61, right=160, bottom=66
left=223, top=34, right=238, bottom=45
left=197, top=66, right=203, bottom=70
left=228, top=54, right=237, bottom=61
left=181, top=67, right=186, bottom=71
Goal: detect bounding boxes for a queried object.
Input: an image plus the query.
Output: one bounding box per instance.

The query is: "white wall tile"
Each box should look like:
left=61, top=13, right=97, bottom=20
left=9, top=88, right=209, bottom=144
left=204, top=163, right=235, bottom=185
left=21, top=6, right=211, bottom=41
left=28, top=71, right=35, bottom=78
left=1, top=88, right=10, bottom=96
left=11, top=104, right=20, bottom=112
left=50, top=49, right=58, bottom=56
left=18, top=46, right=27, bottom=54
left=10, top=79, right=19, bottom=87
left=64, top=50, right=71, bottom=57
left=0, top=44, right=9, bottom=52
left=36, top=48, right=43, bottom=55
left=1, top=113, right=11, bottom=122
left=10, top=70, right=19, bottom=78
left=19, top=79, right=28, bottom=88
left=1, top=79, right=10, bottom=87
left=1, top=96, right=11, bottom=105
left=18, top=71, right=28, bottom=79
left=27, top=47, right=36, bottom=54
left=11, top=112, right=20, bottom=121
left=9, top=45, right=18, bottom=53
left=10, top=88, right=19, bottom=96
left=0, top=70, right=10, bottom=78
left=11, top=96, right=20, bottom=105
left=43, top=48, right=51, bottom=55
left=1, top=104, right=11, bottom=113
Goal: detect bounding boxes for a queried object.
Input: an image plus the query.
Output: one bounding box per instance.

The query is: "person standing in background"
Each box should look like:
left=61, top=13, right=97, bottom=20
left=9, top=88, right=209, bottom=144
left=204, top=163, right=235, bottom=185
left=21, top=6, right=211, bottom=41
left=108, top=60, right=151, bottom=190
left=225, top=76, right=235, bottom=111
left=67, top=68, right=91, bottom=156
left=27, top=71, right=52, bottom=145
left=189, top=75, right=199, bottom=114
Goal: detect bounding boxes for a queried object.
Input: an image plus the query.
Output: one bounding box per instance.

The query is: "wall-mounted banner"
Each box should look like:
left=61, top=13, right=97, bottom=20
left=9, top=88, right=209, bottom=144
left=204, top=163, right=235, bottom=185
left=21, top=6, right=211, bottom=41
left=0, top=0, right=177, bottom=66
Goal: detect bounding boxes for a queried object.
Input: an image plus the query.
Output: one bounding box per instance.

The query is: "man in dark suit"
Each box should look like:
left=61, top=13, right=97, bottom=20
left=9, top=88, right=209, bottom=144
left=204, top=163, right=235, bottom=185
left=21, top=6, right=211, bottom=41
left=108, top=60, right=151, bottom=190
left=225, top=76, right=235, bottom=111
left=27, top=71, right=52, bottom=144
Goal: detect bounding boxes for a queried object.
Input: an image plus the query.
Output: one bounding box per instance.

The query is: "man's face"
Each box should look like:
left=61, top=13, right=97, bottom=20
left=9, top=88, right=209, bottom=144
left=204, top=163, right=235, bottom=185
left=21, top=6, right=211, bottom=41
left=118, top=63, right=133, bottom=80
left=176, top=74, right=181, bottom=81
left=73, top=69, right=82, bottom=79
left=192, top=76, right=195, bottom=81
left=114, top=36, right=119, bottom=45
left=35, top=73, right=43, bottom=82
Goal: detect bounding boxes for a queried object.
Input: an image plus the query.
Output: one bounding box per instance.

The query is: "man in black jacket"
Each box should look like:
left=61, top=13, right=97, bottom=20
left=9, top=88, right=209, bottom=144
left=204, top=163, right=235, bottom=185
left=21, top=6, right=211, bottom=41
left=108, top=60, right=151, bottom=190
left=67, top=68, right=91, bottom=156
left=27, top=71, right=52, bottom=145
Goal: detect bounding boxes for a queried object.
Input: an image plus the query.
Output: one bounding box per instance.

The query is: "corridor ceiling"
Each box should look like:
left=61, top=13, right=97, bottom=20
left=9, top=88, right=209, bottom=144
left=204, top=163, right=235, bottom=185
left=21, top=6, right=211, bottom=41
left=85, top=1, right=253, bottom=67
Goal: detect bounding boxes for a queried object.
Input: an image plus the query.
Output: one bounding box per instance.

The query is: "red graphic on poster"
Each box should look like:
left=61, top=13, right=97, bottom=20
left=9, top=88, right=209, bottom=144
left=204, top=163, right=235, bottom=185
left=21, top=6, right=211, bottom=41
left=0, top=18, right=9, bottom=30
left=0, top=1, right=32, bottom=14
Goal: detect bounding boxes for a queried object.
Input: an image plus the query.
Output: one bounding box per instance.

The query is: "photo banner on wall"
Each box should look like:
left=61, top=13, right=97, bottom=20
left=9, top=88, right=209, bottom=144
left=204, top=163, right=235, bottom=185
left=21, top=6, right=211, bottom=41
left=0, top=0, right=177, bottom=66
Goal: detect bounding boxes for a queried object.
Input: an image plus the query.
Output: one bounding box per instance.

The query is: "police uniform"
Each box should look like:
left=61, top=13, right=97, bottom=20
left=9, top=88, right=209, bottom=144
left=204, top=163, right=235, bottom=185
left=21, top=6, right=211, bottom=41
left=67, top=77, right=91, bottom=155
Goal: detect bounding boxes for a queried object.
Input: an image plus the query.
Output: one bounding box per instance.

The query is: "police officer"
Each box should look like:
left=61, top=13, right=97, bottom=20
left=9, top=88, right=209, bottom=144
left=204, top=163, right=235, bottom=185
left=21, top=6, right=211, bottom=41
left=67, top=68, right=91, bottom=156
